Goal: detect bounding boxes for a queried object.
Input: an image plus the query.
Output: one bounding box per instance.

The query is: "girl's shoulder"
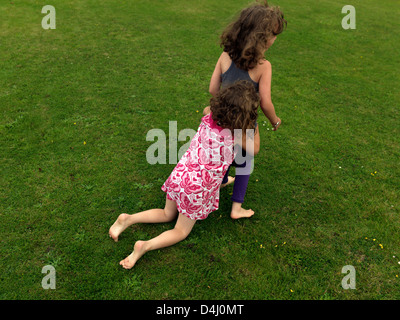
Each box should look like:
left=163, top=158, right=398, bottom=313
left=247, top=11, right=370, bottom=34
left=249, top=59, right=271, bottom=82
left=219, top=52, right=232, bottom=74
left=220, top=51, right=230, bottom=60
left=256, top=59, right=272, bottom=71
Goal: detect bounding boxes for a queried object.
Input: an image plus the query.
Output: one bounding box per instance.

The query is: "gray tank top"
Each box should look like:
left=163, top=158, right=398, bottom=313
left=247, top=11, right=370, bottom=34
left=221, top=61, right=259, bottom=92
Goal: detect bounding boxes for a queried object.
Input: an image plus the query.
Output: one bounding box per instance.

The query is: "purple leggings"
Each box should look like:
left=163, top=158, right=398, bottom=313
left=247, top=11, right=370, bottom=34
left=222, top=155, right=253, bottom=203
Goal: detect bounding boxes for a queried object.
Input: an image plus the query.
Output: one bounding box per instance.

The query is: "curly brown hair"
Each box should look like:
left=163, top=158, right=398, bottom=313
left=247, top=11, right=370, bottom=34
left=220, top=1, right=287, bottom=70
left=210, top=81, right=259, bottom=133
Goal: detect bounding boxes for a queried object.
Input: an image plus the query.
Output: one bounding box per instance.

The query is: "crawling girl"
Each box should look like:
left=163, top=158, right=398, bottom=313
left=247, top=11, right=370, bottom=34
left=109, top=81, right=260, bottom=269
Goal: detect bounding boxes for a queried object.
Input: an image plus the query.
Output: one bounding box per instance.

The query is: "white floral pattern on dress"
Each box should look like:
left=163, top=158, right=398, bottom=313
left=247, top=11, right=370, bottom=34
left=161, top=114, right=235, bottom=220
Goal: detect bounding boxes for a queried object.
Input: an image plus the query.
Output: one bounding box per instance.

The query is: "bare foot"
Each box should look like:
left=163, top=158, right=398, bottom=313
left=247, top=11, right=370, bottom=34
left=230, top=202, right=254, bottom=219
left=221, top=176, right=235, bottom=188
left=120, top=240, right=147, bottom=270
left=231, top=207, right=255, bottom=219
left=109, top=213, right=131, bottom=242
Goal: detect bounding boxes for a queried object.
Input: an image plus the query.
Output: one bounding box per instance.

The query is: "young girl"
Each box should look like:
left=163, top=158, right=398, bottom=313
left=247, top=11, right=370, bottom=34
left=109, top=81, right=260, bottom=269
left=205, top=1, right=286, bottom=219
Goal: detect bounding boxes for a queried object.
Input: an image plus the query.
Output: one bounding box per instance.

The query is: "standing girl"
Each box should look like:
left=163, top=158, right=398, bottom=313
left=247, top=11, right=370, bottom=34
left=205, top=1, right=286, bottom=219
left=109, top=81, right=260, bottom=269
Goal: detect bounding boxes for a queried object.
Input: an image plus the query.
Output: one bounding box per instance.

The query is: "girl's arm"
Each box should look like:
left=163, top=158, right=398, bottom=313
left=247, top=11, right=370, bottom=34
left=258, top=60, right=281, bottom=131
left=209, top=55, right=223, bottom=97
left=238, top=125, right=260, bottom=156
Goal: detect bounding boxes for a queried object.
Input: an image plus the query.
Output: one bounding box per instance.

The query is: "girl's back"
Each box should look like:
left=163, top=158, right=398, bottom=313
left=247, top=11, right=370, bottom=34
left=209, top=2, right=286, bottom=129
left=210, top=51, right=269, bottom=97
left=219, top=51, right=265, bottom=91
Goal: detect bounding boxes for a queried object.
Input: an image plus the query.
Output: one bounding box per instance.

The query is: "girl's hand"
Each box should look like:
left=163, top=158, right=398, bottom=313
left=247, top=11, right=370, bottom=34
left=203, top=106, right=211, bottom=115
left=272, top=117, right=281, bottom=131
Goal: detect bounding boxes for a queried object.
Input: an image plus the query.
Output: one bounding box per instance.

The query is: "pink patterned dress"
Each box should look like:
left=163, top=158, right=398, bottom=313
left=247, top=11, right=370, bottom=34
left=161, top=113, right=236, bottom=220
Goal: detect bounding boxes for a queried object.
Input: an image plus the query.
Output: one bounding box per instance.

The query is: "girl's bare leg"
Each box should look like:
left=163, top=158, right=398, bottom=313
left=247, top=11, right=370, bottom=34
left=120, top=211, right=196, bottom=269
left=109, top=198, right=178, bottom=242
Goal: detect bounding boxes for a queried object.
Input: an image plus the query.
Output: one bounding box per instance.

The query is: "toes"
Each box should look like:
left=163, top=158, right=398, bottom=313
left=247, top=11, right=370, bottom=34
left=119, top=256, right=134, bottom=269
left=109, top=234, right=118, bottom=242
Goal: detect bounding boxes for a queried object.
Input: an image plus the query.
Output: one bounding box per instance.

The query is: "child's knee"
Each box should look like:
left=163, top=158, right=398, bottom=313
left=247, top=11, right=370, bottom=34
left=164, top=201, right=178, bottom=221
left=164, top=209, right=177, bottom=221
left=174, top=225, right=191, bottom=241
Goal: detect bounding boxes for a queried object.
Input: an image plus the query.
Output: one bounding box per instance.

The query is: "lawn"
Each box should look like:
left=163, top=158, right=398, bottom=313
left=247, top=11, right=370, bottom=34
left=0, top=0, right=399, bottom=300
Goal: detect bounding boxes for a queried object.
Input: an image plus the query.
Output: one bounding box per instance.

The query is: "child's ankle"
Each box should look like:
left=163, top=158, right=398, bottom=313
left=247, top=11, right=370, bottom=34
left=230, top=202, right=254, bottom=219
left=230, top=201, right=242, bottom=214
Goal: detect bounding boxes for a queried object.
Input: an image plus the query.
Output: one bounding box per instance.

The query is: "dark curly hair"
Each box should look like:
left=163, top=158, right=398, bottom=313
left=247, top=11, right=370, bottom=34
left=210, top=81, right=259, bottom=133
left=220, top=1, right=287, bottom=70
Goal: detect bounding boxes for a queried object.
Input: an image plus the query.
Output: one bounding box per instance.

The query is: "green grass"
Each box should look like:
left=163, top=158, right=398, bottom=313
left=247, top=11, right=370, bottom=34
left=1, top=0, right=399, bottom=300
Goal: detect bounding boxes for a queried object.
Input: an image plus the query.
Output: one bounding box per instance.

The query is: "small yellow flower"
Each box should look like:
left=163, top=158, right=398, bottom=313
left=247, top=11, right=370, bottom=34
left=74, top=122, right=76, bottom=125
left=396, top=275, right=398, bottom=278
left=83, top=141, right=86, bottom=145
left=196, top=110, right=199, bottom=113
left=379, top=244, right=383, bottom=249
left=373, top=238, right=376, bottom=241
left=290, top=289, right=294, bottom=293
left=365, top=237, right=368, bottom=240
